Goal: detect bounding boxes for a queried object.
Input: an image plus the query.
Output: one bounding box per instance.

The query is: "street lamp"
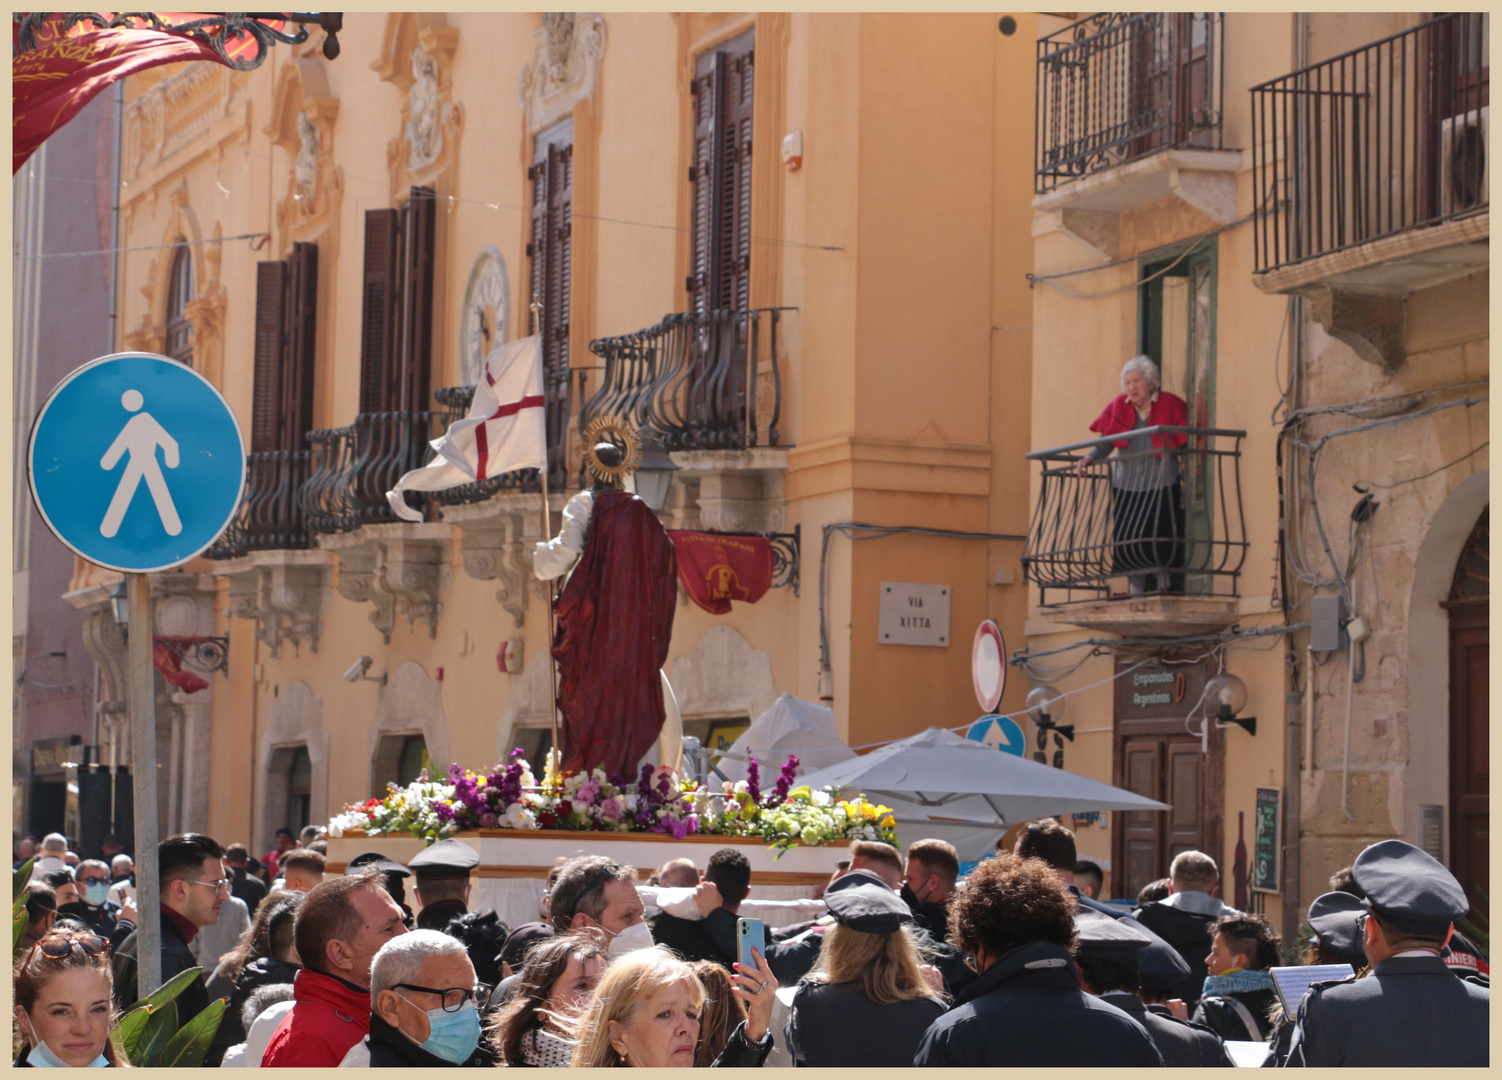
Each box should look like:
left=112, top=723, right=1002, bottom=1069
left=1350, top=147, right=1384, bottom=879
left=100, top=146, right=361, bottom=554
left=1206, top=673, right=1256, bottom=735
left=109, top=581, right=129, bottom=627
left=633, top=427, right=680, bottom=515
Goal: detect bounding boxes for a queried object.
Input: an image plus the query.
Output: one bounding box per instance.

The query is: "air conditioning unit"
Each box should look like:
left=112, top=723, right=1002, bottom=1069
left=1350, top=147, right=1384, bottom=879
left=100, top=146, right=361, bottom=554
left=1440, top=106, right=1488, bottom=214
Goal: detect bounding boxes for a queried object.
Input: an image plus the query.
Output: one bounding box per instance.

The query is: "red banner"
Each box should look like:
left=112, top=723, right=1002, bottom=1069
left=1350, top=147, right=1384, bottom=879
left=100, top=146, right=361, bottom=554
left=669, top=531, right=773, bottom=615
left=14, top=17, right=233, bottom=174
left=151, top=637, right=210, bottom=695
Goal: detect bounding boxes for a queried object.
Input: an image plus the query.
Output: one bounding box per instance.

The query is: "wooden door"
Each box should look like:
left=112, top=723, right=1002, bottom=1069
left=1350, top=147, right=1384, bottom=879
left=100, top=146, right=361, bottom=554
left=1446, top=508, right=1489, bottom=921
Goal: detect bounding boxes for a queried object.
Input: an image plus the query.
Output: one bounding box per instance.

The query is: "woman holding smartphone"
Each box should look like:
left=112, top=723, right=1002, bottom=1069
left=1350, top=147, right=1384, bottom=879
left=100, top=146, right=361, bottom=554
left=785, top=871, right=946, bottom=1067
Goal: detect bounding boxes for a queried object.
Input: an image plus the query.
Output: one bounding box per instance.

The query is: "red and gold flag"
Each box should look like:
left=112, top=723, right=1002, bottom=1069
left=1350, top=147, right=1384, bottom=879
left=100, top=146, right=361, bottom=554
left=668, top=531, right=774, bottom=615
left=151, top=636, right=210, bottom=695
left=14, top=15, right=236, bottom=174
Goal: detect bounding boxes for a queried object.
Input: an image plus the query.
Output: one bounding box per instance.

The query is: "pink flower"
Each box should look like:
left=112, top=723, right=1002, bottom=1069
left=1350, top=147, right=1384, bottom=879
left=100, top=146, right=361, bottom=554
left=600, top=797, right=623, bottom=822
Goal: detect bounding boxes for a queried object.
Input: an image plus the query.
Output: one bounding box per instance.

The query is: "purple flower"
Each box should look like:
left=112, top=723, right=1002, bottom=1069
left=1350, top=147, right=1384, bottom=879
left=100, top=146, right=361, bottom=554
left=746, top=757, right=762, bottom=806
left=433, top=802, right=456, bottom=822
left=479, top=812, right=499, bottom=828
left=667, top=819, right=689, bottom=841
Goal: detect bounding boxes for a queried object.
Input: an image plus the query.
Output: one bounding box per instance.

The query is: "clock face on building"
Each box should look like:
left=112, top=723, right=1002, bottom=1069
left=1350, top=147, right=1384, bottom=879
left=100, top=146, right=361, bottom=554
left=461, top=245, right=510, bottom=386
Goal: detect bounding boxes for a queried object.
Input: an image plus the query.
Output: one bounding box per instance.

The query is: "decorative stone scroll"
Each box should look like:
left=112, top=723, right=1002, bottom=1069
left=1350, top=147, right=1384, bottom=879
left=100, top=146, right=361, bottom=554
left=518, top=13, right=607, bottom=135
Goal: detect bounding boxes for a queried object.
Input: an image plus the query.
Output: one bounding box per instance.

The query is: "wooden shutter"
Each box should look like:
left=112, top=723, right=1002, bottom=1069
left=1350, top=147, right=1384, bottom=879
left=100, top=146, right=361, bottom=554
left=399, top=186, right=437, bottom=413
left=250, top=260, right=287, bottom=454
left=547, top=144, right=572, bottom=373
left=688, top=55, right=722, bottom=313
left=359, top=208, right=400, bottom=415
left=283, top=243, right=318, bottom=450
left=723, top=45, right=754, bottom=310
left=689, top=29, right=753, bottom=313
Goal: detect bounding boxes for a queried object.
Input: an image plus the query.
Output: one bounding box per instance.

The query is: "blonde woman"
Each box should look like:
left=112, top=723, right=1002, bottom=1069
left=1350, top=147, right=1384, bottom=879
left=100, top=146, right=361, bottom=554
left=785, top=871, right=946, bottom=1067
left=570, top=946, right=777, bottom=1067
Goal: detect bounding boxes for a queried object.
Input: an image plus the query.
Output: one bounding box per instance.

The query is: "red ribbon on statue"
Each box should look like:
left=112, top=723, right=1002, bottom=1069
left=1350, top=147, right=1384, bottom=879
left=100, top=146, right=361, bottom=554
left=668, top=531, right=774, bottom=615
left=14, top=16, right=237, bottom=174
left=151, top=636, right=210, bottom=695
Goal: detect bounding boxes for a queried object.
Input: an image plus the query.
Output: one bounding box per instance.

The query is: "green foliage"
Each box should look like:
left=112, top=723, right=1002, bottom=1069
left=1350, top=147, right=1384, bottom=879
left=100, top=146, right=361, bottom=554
left=109, top=967, right=225, bottom=1067
left=13, top=857, right=35, bottom=903
left=158, top=998, right=225, bottom=1068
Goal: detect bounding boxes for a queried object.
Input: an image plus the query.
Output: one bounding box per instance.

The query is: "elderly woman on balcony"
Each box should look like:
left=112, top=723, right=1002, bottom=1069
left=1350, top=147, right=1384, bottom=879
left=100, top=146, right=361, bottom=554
left=1074, top=356, right=1189, bottom=597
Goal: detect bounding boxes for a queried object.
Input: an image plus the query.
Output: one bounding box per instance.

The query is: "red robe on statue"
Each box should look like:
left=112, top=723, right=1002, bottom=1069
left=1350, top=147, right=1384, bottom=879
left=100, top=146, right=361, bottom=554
left=551, top=488, right=677, bottom=777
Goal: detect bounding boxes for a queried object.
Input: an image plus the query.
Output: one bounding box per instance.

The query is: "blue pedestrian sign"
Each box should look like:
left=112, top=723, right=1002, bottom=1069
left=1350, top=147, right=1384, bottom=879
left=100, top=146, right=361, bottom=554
left=28, top=353, right=245, bottom=574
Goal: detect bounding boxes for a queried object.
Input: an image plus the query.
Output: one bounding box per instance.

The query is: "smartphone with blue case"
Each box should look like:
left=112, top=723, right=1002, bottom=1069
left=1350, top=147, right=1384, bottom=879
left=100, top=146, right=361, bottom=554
left=736, top=916, right=766, bottom=971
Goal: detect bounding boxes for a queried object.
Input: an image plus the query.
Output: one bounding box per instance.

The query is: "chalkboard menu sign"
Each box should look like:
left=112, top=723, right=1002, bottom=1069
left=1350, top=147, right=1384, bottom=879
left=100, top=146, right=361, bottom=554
left=1253, top=787, right=1280, bottom=893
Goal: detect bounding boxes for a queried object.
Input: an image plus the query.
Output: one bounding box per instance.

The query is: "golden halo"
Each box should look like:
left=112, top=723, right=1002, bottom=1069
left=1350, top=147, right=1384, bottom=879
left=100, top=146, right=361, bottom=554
left=581, top=415, right=642, bottom=481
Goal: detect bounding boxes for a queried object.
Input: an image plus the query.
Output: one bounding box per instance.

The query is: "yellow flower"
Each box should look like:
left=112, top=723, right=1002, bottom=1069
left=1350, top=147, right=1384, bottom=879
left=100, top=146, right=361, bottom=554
left=879, top=815, right=896, bottom=828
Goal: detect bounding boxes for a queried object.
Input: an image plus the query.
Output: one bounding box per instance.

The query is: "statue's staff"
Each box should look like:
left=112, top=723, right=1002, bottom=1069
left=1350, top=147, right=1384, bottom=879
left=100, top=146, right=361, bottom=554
left=530, top=292, right=563, bottom=784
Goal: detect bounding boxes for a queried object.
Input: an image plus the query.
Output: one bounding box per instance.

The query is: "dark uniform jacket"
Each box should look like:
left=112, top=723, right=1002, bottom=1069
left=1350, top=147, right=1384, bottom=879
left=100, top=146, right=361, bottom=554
left=111, top=908, right=210, bottom=1022
left=56, top=900, right=135, bottom=953
left=416, top=898, right=468, bottom=932
left=364, top=1012, right=492, bottom=1067
left=913, top=941, right=1165, bottom=1067
left=786, top=980, right=945, bottom=1067
left=1070, top=887, right=1191, bottom=992
left=230, top=867, right=268, bottom=919
left=1099, top=991, right=1233, bottom=1067
left=1284, top=954, right=1489, bottom=1067
left=1133, top=900, right=1220, bottom=1006
left=1194, top=985, right=1277, bottom=1042
left=648, top=907, right=729, bottom=967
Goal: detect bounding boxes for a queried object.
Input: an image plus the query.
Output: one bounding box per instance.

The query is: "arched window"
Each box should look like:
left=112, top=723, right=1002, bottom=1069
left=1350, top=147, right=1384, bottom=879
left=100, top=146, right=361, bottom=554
left=165, top=243, right=195, bottom=364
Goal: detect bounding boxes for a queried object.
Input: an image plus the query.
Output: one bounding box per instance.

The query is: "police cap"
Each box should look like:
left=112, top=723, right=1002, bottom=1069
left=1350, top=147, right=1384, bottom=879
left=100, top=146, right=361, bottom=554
left=1075, top=908, right=1153, bottom=962
left=346, top=851, right=411, bottom=878
left=1351, top=839, right=1470, bottom=938
left=1305, top=890, right=1367, bottom=967
left=824, top=869, right=912, bottom=934
left=408, top=839, right=480, bottom=880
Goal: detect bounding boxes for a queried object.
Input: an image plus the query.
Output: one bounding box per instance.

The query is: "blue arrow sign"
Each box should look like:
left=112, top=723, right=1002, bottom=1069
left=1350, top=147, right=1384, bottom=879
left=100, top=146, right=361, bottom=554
left=966, top=715, right=1027, bottom=756
left=28, top=353, right=245, bottom=574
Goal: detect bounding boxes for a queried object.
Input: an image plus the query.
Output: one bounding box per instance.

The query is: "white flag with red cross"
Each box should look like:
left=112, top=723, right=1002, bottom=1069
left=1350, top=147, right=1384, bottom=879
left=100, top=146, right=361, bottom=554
left=387, top=335, right=547, bottom=522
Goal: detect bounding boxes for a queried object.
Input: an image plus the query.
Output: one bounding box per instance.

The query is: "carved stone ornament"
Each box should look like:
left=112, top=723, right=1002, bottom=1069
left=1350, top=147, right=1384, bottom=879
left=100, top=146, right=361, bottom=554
left=218, top=552, right=330, bottom=658
left=440, top=493, right=552, bottom=627
left=518, top=13, right=607, bottom=134
left=322, top=524, right=453, bottom=642
left=406, top=47, right=443, bottom=171
left=460, top=246, right=511, bottom=386
left=294, top=109, right=320, bottom=194
left=670, top=448, right=790, bottom=533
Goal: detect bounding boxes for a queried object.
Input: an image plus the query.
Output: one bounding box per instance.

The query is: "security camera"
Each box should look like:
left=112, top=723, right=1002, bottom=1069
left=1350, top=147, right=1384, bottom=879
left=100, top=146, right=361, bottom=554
left=344, top=656, right=374, bottom=683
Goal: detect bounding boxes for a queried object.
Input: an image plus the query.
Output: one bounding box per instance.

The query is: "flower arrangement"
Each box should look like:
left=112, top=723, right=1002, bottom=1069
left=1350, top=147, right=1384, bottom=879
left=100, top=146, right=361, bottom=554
left=328, top=750, right=898, bottom=852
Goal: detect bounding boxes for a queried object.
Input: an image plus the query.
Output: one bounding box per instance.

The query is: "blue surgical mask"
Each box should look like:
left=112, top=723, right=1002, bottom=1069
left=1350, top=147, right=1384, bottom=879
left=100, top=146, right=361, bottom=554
left=26, top=1035, right=109, bottom=1068
left=398, top=997, right=481, bottom=1064
left=84, top=882, right=110, bottom=907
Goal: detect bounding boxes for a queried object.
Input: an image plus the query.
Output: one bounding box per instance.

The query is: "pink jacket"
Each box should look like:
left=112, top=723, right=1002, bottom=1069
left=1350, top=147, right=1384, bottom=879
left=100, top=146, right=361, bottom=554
left=1089, top=391, right=1189, bottom=452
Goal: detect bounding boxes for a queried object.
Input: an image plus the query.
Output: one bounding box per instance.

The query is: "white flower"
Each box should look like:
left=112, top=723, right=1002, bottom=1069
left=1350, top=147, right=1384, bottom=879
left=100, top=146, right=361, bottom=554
left=502, top=802, right=538, bottom=830
left=811, top=790, right=833, bottom=807
left=624, top=794, right=639, bottom=812
left=733, top=780, right=750, bottom=795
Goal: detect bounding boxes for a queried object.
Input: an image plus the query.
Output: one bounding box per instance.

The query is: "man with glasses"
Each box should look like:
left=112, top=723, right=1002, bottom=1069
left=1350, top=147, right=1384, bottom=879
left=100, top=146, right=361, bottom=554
left=55, top=858, right=137, bottom=951
left=339, top=929, right=492, bottom=1066
left=110, top=833, right=226, bottom=1025
left=261, top=870, right=409, bottom=1067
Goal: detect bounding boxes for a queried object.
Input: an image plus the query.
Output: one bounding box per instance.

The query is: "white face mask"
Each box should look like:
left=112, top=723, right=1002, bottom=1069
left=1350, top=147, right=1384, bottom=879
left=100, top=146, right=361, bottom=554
left=25, top=1031, right=109, bottom=1069
left=606, top=920, right=655, bottom=958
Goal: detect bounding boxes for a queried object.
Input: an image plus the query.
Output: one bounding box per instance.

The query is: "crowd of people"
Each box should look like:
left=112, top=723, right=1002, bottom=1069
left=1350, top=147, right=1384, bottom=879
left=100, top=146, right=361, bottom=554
left=11, top=818, right=1488, bottom=1067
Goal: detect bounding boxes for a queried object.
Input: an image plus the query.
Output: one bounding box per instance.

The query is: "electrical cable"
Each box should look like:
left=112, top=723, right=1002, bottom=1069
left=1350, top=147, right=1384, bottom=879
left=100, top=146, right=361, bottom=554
left=1352, top=441, right=1489, bottom=491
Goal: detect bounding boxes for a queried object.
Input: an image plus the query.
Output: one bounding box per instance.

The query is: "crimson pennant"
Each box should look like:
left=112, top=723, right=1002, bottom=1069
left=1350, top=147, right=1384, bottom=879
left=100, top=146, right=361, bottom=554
left=668, top=531, right=774, bottom=615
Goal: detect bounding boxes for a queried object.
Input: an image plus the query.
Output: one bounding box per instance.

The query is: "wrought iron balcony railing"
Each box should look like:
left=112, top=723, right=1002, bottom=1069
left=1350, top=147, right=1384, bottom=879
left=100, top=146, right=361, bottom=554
left=1036, top=12, right=1225, bottom=194
left=302, top=411, right=451, bottom=534
left=584, top=308, right=787, bottom=454
left=424, top=384, right=572, bottom=507
left=1021, top=427, right=1248, bottom=607
left=1252, top=13, right=1489, bottom=274
left=206, top=450, right=312, bottom=559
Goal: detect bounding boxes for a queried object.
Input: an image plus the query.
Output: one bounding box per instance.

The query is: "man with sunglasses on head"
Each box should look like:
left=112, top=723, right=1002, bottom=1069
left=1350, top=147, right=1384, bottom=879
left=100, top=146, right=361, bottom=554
left=111, top=833, right=226, bottom=1026
left=338, top=929, right=493, bottom=1066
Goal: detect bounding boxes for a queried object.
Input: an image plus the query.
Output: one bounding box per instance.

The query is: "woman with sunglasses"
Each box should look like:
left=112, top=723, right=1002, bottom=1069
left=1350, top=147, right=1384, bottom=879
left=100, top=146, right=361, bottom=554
left=13, top=930, right=127, bottom=1067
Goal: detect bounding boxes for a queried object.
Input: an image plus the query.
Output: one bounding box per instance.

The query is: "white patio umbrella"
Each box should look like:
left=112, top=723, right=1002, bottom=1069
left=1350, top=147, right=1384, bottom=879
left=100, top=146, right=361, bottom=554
left=716, top=693, right=857, bottom=782
left=798, top=726, right=1170, bottom=826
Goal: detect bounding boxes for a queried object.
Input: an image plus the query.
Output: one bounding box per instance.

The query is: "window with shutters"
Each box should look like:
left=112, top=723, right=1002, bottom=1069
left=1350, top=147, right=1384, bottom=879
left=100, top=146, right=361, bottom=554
left=688, top=28, right=754, bottom=314
left=527, top=119, right=573, bottom=487
left=164, top=242, right=195, bottom=364
left=250, top=243, right=319, bottom=454
left=358, top=187, right=437, bottom=416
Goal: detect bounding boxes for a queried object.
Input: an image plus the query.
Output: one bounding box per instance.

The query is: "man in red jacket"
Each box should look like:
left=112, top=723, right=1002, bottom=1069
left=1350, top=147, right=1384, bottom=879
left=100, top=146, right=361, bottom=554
left=261, top=870, right=408, bottom=1067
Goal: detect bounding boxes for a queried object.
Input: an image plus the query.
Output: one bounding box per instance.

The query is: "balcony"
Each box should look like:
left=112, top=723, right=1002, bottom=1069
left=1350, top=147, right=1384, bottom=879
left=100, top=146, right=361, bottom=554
left=1251, top=14, right=1489, bottom=363
left=207, top=451, right=312, bottom=560
left=1033, top=13, right=1238, bottom=255
left=1021, top=427, right=1248, bottom=637
left=301, top=411, right=454, bottom=534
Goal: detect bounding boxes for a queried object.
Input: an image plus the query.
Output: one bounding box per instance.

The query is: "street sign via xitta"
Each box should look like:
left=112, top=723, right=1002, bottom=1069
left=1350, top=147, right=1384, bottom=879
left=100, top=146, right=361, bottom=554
left=27, top=353, right=245, bottom=573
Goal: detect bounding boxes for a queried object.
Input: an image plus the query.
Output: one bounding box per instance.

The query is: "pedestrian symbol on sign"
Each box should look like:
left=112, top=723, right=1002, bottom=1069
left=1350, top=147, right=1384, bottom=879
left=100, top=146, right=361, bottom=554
left=99, top=389, right=182, bottom=538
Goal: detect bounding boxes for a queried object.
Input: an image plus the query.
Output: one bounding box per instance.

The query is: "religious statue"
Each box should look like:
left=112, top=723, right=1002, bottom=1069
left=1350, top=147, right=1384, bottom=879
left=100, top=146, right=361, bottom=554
left=534, top=418, right=677, bottom=777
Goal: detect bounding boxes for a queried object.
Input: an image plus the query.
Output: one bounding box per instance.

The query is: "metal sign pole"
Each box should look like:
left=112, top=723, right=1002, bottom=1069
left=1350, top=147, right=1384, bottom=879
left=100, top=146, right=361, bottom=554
left=126, top=571, right=161, bottom=997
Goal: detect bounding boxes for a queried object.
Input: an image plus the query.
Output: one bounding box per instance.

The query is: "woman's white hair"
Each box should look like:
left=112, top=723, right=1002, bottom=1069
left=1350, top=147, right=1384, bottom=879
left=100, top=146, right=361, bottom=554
left=369, top=929, right=470, bottom=997
left=1120, top=355, right=1161, bottom=393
